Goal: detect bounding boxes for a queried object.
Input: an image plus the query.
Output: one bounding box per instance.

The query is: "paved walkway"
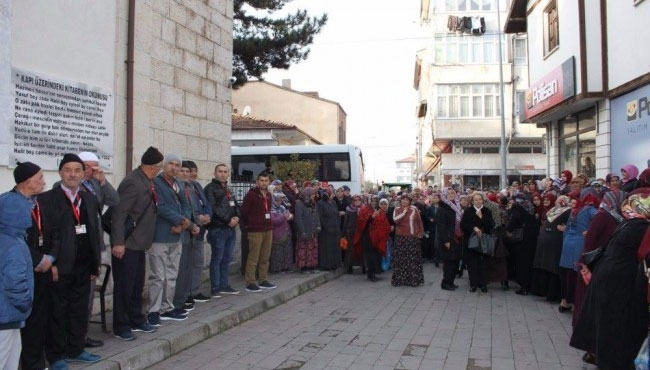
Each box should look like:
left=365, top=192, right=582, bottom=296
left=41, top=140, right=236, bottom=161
left=148, top=265, right=595, bottom=370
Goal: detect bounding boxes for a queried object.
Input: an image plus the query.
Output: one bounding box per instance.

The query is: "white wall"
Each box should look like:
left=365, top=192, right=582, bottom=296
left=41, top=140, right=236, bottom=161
left=607, top=1, right=650, bottom=90
left=1, top=0, right=117, bottom=191
left=0, top=0, right=10, bottom=167
left=585, top=2, right=602, bottom=92
left=527, top=0, right=582, bottom=94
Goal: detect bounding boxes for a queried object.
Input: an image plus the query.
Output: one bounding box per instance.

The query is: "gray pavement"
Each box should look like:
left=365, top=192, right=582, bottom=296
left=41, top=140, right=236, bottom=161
left=147, top=265, right=596, bottom=370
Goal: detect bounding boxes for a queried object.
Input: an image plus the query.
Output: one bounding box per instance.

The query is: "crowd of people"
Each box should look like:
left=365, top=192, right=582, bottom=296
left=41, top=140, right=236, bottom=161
left=1, top=145, right=649, bottom=370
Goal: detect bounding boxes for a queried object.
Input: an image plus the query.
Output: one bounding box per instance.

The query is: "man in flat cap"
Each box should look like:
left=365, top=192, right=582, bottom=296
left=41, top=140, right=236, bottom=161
left=110, top=147, right=163, bottom=341
left=38, top=154, right=103, bottom=369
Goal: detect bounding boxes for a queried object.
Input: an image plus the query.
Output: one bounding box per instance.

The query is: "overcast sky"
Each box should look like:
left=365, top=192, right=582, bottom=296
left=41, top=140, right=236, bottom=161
left=264, top=0, right=429, bottom=182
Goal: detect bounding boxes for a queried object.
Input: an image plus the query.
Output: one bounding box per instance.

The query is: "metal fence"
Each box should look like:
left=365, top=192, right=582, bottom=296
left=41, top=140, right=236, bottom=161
left=230, top=181, right=255, bottom=200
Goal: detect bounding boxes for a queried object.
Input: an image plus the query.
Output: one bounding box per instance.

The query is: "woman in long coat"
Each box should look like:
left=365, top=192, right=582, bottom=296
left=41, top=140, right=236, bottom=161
left=392, top=196, right=425, bottom=287
left=342, top=195, right=362, bottom=273
left=269, top=192, right=294, bottom=273
left=507, top=194, right=539, bottom=296
left=558, top=189, right=598, bottom=311
left=531, top=195, right=571, bottom=302
left=317, top=188, right=342, bottom=270
left=436, top=196, right=460, bottom=290
left=354, top=197, right=387, bottom=281
left=484, top=194, right=509, bottom=288
left=461, top=192, right=494, bottom=292
left=294, top=188, right=321, bottom=272
left=570, top=194, right=650, bottom=370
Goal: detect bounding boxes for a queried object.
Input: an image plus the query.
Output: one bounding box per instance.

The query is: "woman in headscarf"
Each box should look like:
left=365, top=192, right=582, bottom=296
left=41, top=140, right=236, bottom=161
left=269, top=192, right=294, bottom=273
left=391, top=195, right=425, bottom=286
left=458, top=195, right=470, bottom=211
left=354, top=197, right=387, bottom=282
left=558, top=188, right=599, bottom=312
left=629, top=168, right=650, bottom=197
left=342, top=195, right=362, bottom=274
left=484, top=192, right=509, bottom=289
left=282, top=180, right=298, bottom=213
left=559, top=170, right=574, bottom=195
left=506, top=193, right=539, bottom=295
left=532, top=195, right=571, bottom=302
left=461, top=192, right=495, bottom=292
left=294, top=188, right=321, bottom=273
left=333, top=187, right=349, bottom=233
left=570, top=193, right=650, bottom=370
left=620, top=164, right=640, bottom=193
left=442, top=187, right=465, bottom=277
left=426, top=194, right=442, bottom=267
left=435, top=193, right=461, bottom=290
left=571, top=190, right=627, bottom=364
left=317, top=186, right=342, bottom=270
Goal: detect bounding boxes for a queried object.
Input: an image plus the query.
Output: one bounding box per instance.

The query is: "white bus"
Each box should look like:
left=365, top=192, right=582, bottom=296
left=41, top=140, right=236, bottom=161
left=231, top=145, right=365, bottom=194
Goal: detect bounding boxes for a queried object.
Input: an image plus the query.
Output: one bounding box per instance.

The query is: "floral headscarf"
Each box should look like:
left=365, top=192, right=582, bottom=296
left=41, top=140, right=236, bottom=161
left=622, top=193, right=650, bottom=220
left=513, top=193, right=535, bottom=215
left=600, top=189, right=626, bottom=223
left=546, top=195, right=572, bottom=223
left=271, top=192, right=289, bottom=214
left=571, top=187, right=600, bottom=217
left=442, top=187, right=462, bottom=234
left=299, top=187, right=315, bottom=206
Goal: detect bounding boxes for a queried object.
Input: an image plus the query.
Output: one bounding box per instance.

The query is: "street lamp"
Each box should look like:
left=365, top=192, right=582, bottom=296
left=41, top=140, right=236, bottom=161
left=497, top=0, right=508, bottom=189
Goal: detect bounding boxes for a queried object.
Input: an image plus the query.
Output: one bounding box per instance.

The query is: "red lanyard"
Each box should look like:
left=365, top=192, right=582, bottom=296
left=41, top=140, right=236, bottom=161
left=150, top=182, right=158, bottom=204
left=163, top=176, right=176, bottom=191
left=184, top=182, right=191, bottom=202
left=262, top=192, right=269, bottom=213
left=31, top=201, right=42, bottom=235
left=69, top=194, right=81, bottom=225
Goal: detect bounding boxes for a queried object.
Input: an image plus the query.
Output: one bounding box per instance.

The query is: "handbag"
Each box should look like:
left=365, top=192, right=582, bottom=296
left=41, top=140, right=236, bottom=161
left=102, top=195, right=152, bottom=240
left=506, top=228, right=524, bottom=243
left=468, top=234, right=481, bottom=250
left=479, top=234, right=496, bottom=256
left=582, top=248, right=604, bottom=270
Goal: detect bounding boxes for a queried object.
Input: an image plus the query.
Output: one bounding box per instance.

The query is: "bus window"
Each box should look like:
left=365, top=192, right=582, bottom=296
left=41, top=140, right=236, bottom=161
left=231, top=155, right=268, bottom=182
left=322, top=153, right=350, bottom=181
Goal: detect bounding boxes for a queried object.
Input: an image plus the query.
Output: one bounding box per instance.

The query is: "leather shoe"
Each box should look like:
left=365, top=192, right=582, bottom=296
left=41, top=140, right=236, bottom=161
left=441, top=283, right=455, bottom=291
left=84, top=337, right=104, bottom=348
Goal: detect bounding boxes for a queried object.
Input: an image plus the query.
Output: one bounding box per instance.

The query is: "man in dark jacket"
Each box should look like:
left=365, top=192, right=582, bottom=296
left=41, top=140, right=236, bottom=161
left=110, top=147, right=163, bottom=341
left=39, top=154, right=103, bottom=368
left=436, top=198, right=460, bottom=291
left=6, top=162, right=44, bottom=370
left=185, top=161, right=212, bottom=302
left=204, top=164, right=240, bottom=297
left=239, top=172, right=274, bottom=293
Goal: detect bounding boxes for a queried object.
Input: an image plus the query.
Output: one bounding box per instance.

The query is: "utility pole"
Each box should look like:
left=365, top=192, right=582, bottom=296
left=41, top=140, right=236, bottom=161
left=497, top=0, right=508, bottom=189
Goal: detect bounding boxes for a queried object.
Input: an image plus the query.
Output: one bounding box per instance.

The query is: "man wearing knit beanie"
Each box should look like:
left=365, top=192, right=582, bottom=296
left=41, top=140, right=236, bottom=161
left=110, top=147, right=163, bottom=341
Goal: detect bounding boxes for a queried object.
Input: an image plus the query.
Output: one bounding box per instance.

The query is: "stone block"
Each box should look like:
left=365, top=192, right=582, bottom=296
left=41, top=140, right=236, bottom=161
left=135, top=2, right=153, bottom=33
left=161, top=18, right=176, bottom=44
left=208, top=140, right=222, bottom=160
left=205, top=23, right=221, bottom=43
left=207, top=63, right=225, bottom=84
left=207, top=0, right=227, bottom=14
left=175, top=68, right=201, bottom=95
left=151, top=11, right=163, bottom=38
left=225, top=0, right=234, bottom=19
left=207, top=99, right=223, bottom=121
left=151, top=39, right=174, bottom=65
left=210, top=8, right=232, bottom=31
left=158, top=322, right=210, bottom=355
left=152, top=128, right=165, bottom=149
left=134, top=25, right=153, bottom=53
left=216, top=83, right=230, bottom=105
left=213, top=43, right=231, bottom=67
left=151, top=106, right=174, bottom=130
left=186, top=0, right=211, bottom=19
left=187, top=136, right=208, bottom=160
left=160, top=84, right=184, bottom=113
left=173, top=112, right=201, bottom=136
left=163, top=130, right=188, bottom=156
left=176, top=25, right=196, bottom=52
left=149, top=0, right=169, bottom=16
left=151, top=59, right=174, bottom=85
left=133, top=72, right=150, bottom=103
left=200, top=119, right=221, bottom=139
left=134, top=49, right=152, bottom=76
left=108, top=339, right=171, bottom=370
left=221, top=28, right=233, bottom=51
left=187, top=10, right=206, bottom=35
left=185, top=92, right=208, bottom=118
left=196, top=36, right=214, bottom=60
left=149, top=80, right=161, bottom=106
left=222, top=102, right=232, bottom=124
left=83, top=360, right=120, bottom=370
left=199, top=310, right=240, bottom=336
left=169, top=0, right=188, bottom=25
left=201, top=79, right=216, bottom=99
left=183, top=51, right=207, bottom=78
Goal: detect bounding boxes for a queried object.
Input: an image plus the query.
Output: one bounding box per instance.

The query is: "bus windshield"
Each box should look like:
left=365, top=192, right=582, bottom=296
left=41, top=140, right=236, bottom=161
left=232, top=152, right=351, bottom=182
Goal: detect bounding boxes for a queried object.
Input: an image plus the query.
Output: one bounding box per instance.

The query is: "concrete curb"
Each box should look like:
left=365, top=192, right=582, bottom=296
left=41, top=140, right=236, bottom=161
left=83, top=269, right=343, bottom=370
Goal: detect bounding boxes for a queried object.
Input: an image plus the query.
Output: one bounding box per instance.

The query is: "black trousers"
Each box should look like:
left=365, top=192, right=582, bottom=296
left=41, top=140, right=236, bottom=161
left=442, top=259, right=459, bottom=286
left=112, top=249, right=146, bottom=334
left=466, top=249, right=487, bottom=288
left=46, top=266, right=91, bottom=363
left=20, top=271, right=50, bottom=370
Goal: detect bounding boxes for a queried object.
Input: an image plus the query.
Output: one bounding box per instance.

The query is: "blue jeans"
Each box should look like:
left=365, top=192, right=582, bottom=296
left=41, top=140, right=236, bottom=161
left=208, top=227, right=236, bottom=292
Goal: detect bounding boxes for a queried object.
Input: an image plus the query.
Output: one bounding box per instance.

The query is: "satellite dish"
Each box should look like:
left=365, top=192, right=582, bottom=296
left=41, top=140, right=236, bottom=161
left=243, top=105, right=252, bottom=116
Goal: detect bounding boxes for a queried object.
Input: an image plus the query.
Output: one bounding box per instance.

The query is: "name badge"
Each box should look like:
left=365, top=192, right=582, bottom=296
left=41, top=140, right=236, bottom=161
left=199, top=199, right=204, bottom=207
left=38, top=236, right=44, bottom=247
left=265, top=213, right=270, bottom=219
left=75, top=224, right=87, bottom=235
left=229, top=201, right=235, bottom=207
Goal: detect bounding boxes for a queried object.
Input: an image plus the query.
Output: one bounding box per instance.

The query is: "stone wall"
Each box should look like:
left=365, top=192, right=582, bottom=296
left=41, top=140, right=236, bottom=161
left=118, top=0, right=234, bottom=181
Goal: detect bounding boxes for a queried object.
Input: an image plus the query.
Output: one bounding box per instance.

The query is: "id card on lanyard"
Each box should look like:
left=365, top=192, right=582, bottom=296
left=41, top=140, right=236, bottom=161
left=227, top=188, right=235, bottom=207
left=69, top=194, right=87, bottom=235
left=263, top=192, right=270, bottom=219
left=32, top=201, right=43, bottom=246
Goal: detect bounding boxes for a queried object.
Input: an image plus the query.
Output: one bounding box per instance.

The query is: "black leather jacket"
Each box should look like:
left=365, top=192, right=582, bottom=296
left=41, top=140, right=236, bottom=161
left=204, top=179, right=239, bottom=229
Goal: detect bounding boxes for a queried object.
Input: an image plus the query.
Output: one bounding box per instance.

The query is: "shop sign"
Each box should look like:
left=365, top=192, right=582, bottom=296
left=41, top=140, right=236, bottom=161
left=611, top=83, right=650, bottom=173
left=523, top=57, right=575, bottom=121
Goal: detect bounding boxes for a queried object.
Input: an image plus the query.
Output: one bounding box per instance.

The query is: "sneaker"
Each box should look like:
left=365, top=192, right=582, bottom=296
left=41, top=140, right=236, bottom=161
left=183, top=302, right=195, bottom=312
left=177, top=308, right=189, bottom=316
left=114, top=330, right=137, bottom=341
left=51, top=360, right=69, bottom=370
left=160, top=309, right=188, bottom=321
left=132, top=322, right=157, bottom=333
left=210, top=290, right=222, bottom=298
left=218, top=286, right=240, bottom=295
left=192, top=293, right=211, bottom=302
left=245, top=283, right=262, bottom=293
left=185, top=296, right=195, bottom=305
left=66, top=351, right=101, bottom=363
left=147, top=312, right=161, bottom=327
left=258, top=281, right=276, bottom=290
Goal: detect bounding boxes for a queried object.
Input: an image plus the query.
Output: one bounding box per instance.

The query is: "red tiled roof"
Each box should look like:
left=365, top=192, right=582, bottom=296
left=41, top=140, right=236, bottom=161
left=396, top=155, right=416, bottom=163
left=231, top=114, right=323, bottom=144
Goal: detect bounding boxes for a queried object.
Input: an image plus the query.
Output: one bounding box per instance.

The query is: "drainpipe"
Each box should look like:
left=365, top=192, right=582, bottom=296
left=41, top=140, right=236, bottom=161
left=125, top=0, right=136, bottom=173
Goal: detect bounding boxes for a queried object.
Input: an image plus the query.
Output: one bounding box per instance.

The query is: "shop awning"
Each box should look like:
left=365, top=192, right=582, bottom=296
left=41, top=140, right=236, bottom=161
left=440, top=153, right=547, bottom=176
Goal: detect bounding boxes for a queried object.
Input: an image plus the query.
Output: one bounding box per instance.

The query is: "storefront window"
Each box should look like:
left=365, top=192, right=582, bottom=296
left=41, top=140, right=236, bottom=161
left=558, top=107, right=596, bottom=180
